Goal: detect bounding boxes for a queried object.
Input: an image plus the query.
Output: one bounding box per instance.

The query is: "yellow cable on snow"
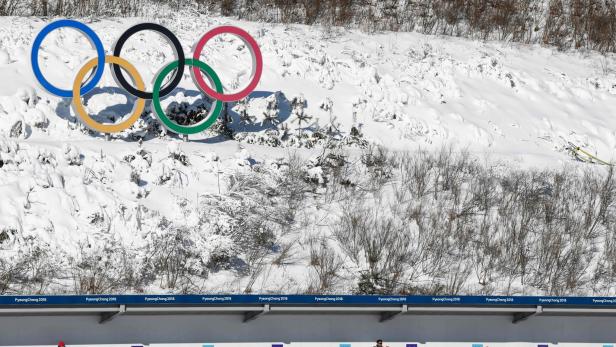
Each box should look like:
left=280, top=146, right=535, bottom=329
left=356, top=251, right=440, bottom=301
left=571, top=146, right=613, bottom=166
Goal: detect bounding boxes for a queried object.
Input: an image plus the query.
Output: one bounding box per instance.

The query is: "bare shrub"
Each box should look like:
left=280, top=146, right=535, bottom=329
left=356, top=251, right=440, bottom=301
left=307, top=237, right=342, bottom=293
left=2, top=143, right=615, bottom=296
left=332, top=193, right=421, bottom=294
left=143, top=223, right=208, bottom=293
left=71, top=240, right=146, bottom=294
left=195, top=0, right=616, bottom=54
left=328, top=146, right=616, bottom=295
left=0, top=240, right=61, bottom=294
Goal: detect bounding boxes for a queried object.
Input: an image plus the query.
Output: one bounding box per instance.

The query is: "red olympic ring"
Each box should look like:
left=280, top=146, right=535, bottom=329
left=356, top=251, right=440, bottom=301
left=192, top=26, right=263, bottom=102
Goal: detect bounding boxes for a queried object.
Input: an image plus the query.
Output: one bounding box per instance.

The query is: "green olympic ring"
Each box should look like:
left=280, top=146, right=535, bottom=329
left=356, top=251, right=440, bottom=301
left=152, top=59, right=224, bottom=135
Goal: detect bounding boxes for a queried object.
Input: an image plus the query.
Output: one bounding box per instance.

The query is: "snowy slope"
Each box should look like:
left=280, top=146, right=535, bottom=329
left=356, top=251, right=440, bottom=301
left=0, top=12, right=615, bottom=295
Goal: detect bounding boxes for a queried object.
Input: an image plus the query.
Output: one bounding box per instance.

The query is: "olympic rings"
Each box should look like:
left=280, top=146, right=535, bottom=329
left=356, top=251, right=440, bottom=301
left=192, top=26, right=263, bottom=102
left=30, top=20, right=263, bottom=136
left=153, top=59, right=223, bottom=135
left=112, top=23, right=185, bottom=100
left=31, top=19, right=106, bottom=98
left=73, top=55, right=146, bottom=134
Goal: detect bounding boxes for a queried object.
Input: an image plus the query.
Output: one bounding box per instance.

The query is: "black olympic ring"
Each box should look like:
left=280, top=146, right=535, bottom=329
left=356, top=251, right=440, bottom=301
left=111, top=22, right=185, bottom=100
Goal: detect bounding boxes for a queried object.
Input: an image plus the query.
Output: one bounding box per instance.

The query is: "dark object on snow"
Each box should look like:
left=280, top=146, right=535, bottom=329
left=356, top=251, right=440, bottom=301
left=0, top=159, right=3, bottom=168
left=9, top=121, right=22, bottom=138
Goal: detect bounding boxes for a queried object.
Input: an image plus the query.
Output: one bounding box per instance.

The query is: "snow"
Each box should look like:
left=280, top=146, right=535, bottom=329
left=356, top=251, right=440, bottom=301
left=0, top=12, right=615, bottom=294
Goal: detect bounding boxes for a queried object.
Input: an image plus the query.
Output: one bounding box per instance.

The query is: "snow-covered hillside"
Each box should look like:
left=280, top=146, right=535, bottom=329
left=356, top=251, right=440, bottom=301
left=1, top=12, right=616, bottom=296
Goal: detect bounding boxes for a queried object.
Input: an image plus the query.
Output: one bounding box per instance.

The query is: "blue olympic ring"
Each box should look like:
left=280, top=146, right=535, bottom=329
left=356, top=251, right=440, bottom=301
left=31, top=19, right=106, bottom=98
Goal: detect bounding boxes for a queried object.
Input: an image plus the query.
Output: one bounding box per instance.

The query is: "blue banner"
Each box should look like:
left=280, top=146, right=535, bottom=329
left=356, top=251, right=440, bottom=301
left=0, top=295, right=615, bottom=306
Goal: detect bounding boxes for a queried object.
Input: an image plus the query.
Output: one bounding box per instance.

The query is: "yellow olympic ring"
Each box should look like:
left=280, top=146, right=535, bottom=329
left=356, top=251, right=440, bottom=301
left=72, top=55, right=146, bottom=134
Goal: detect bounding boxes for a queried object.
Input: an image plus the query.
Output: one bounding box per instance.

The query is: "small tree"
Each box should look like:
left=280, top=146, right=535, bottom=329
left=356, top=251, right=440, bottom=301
left=211, top=103, right=234, bottom=139
left=291, top=94, right=311, bottom=135
left=236, top=97, right=255, bottom=125
left=262, top=93, right=280, bottom=126
left=320, top=97, right=340, bottom=137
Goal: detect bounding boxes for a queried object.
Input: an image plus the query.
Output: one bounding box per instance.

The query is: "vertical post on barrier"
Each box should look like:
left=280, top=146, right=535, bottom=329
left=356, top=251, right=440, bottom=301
left=243, top=304, right=270, bottom=322
left=380, top=304, right=407, bottom=322
left=99, top=304, right=125, bottom=324
left=513, top=305, right=543, bottom=324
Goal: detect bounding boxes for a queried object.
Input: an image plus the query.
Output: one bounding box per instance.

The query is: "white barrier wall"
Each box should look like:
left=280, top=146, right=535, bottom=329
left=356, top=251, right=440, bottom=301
left=4, top=343, right=616, bottom=347
left=1, top=313, right=616, bottom=346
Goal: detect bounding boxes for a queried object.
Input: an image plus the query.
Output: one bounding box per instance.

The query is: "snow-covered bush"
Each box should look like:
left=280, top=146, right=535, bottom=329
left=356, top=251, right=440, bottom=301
left=36, top=148, right=56, bottom=166
left=155, top=161, right=188, bottom=186
left=24, top=108, right=48, bottom=130
left=124, top=147, right=153, bottom=170
left=234, top=129, right=282, bottom=147
left=209, top=104, right=234, bottom=139
left=167, top=142, right=189, bottom=166
left=307, top=237, right=343, bottom=293
left=124, top=116, right=160, bottom=140
left=0, top=240, right=62, bottom=294
left=1, top=142, right=616, bottom=296
left=235, top=97, right=255, bottom=125
left=0, top=137, right=18, bottom=168
left=16, top=87, right=37, bottom=108
left=144, top=223, right=209, bottom=292
left=83, top=151, right=116, bottom=185
left=6, top=118, right=26, bottom=139
left=165, top=100, right=208, bottom=127
left=262, top=93, right=280, bottom=125
left=71, top=240, right=143, bottom=294
left=328, top=147, right=616, bottom=295
left=290, top=94, right=311, bottom=134
left=62, top=144, right=82, bottom=166
left=234, top=148, right=253, bottom=167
